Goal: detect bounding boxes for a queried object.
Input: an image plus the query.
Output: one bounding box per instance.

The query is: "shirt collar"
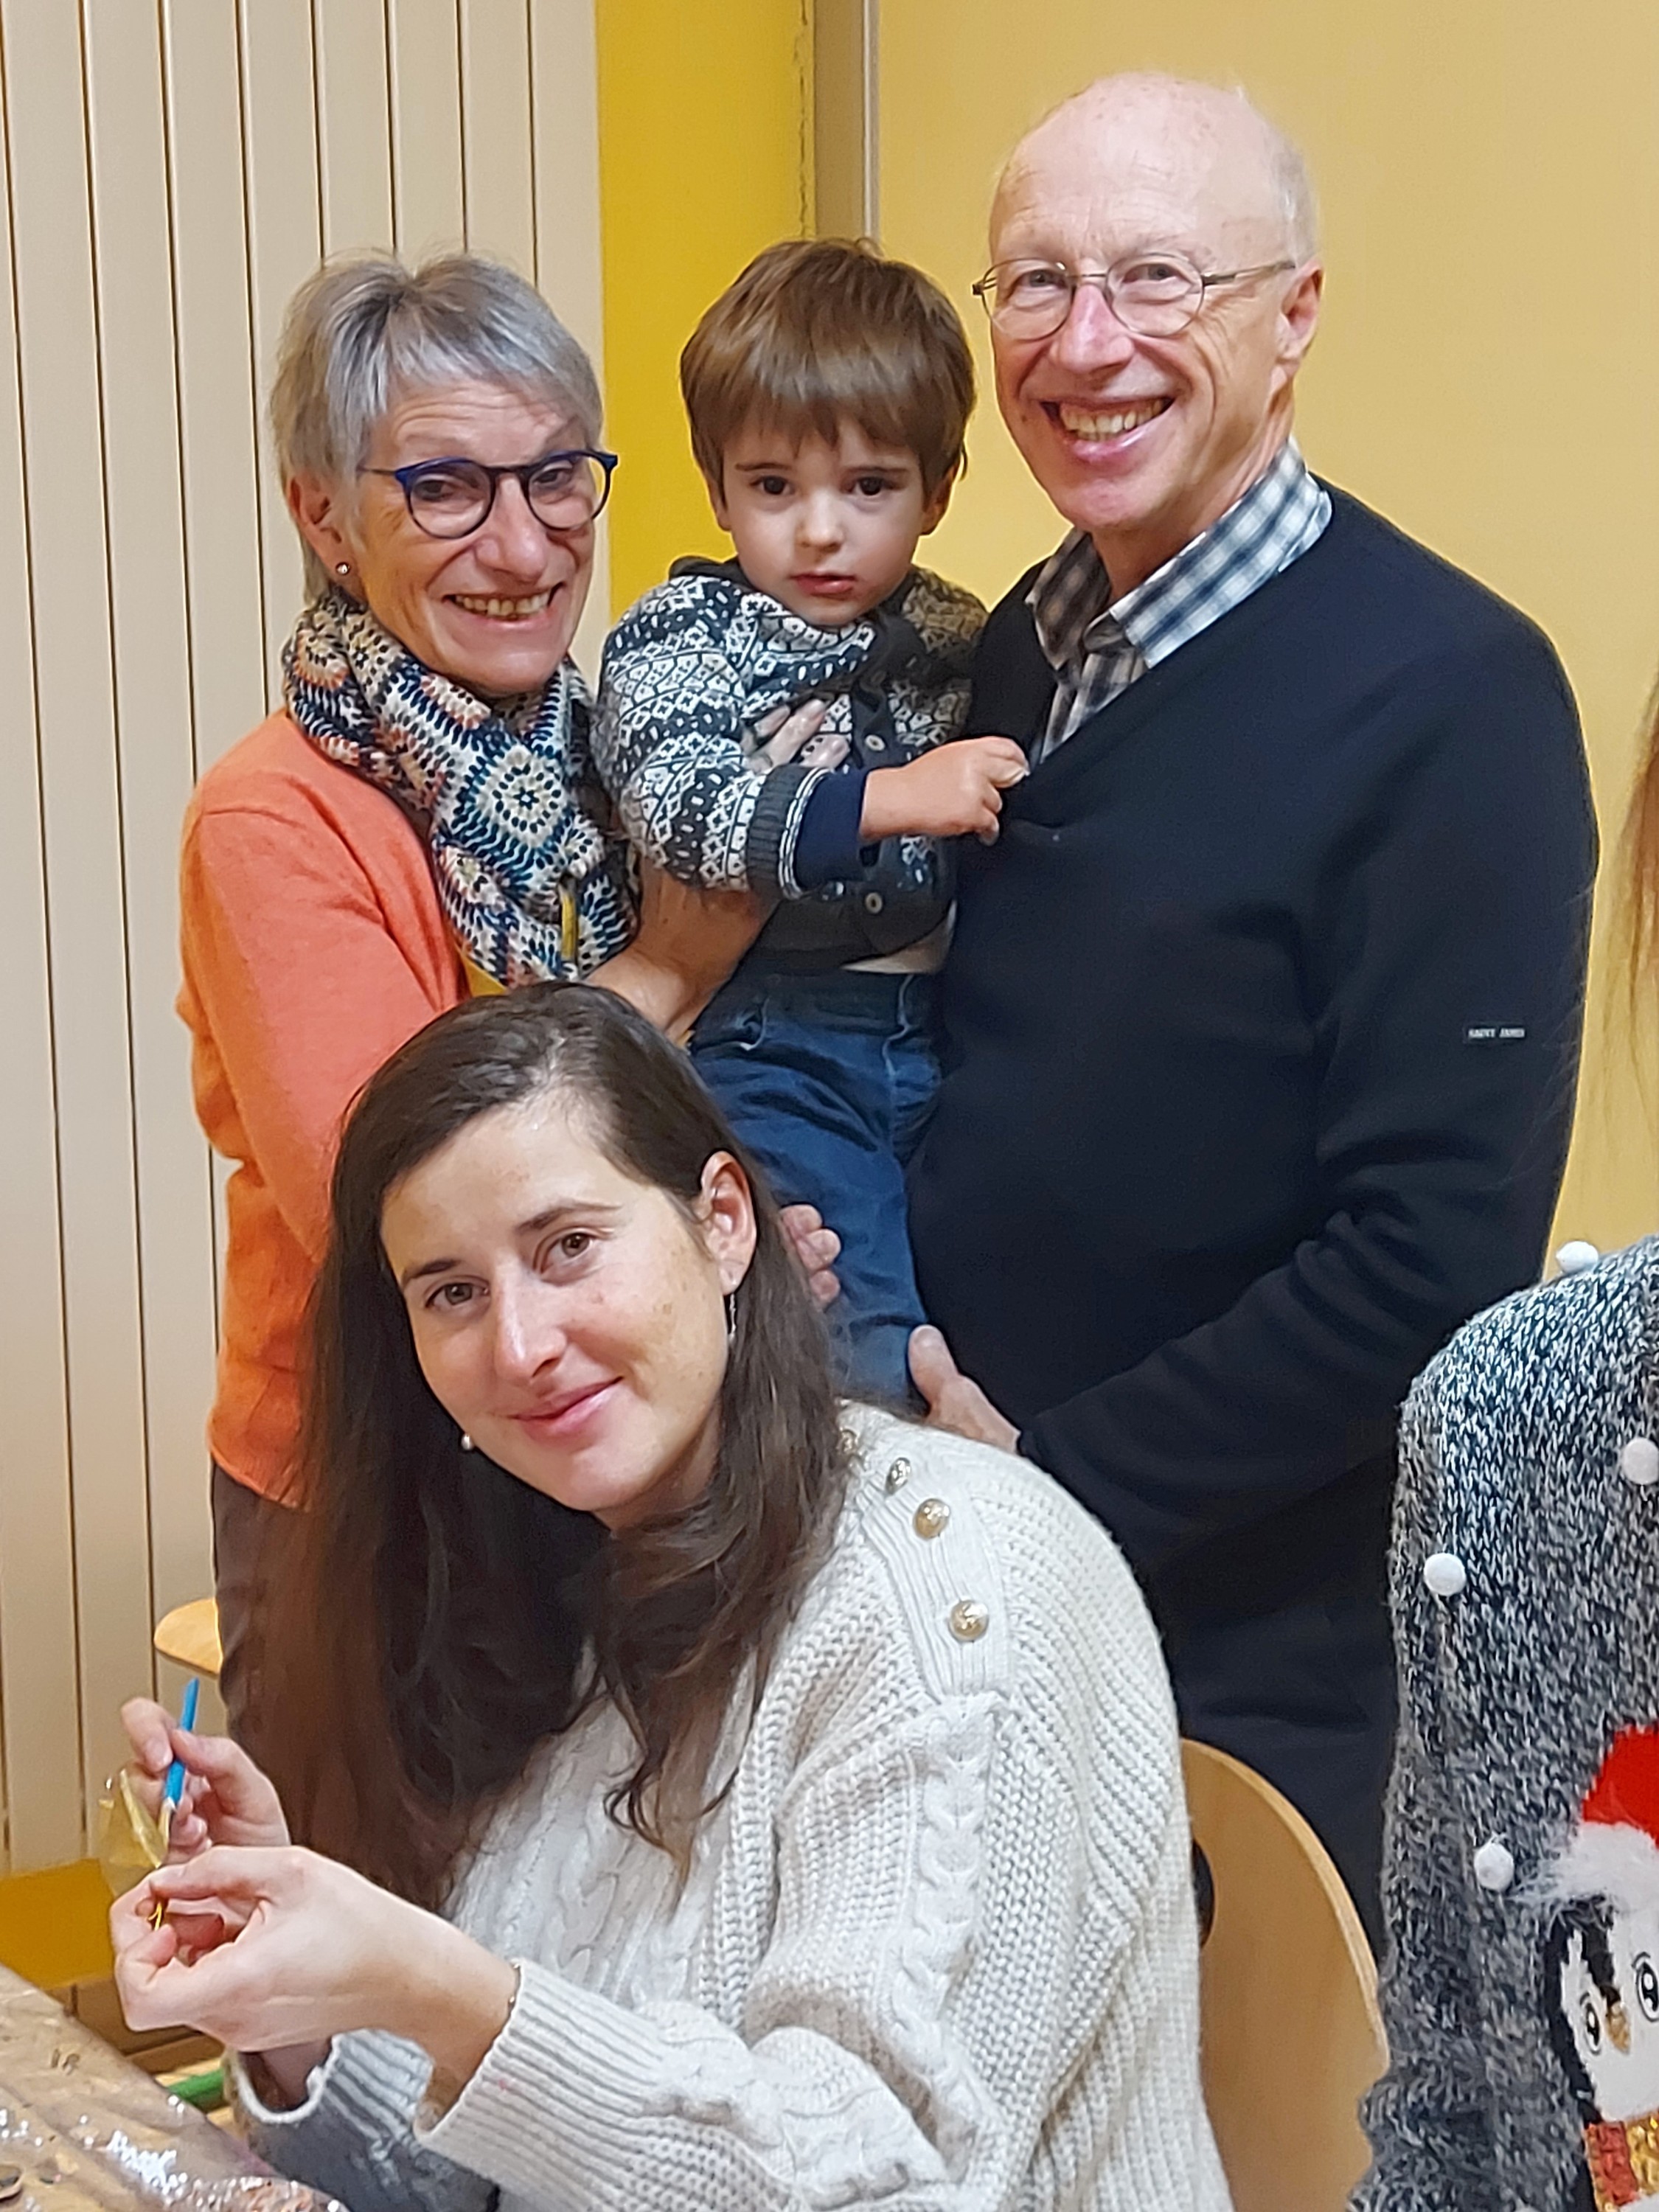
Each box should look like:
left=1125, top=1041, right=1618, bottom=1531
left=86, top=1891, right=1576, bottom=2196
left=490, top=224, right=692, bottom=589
left=1029, top=439, right=1321, bottom=673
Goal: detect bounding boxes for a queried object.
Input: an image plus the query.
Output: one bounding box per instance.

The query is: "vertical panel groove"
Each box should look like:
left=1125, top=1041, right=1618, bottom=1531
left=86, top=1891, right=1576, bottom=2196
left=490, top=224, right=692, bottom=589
left=75, top=0, right=160, bottom=1694
left=155, top=0, right=200, bottom=785
left=309, top=0, right=327, bottom=240
left=0, top=0, right=85, bottom=1855
left=0, top=0, right=91, bottom=1859
left=232, top=4, right=270, bottom=706
left=382, top=0, right=400, bottom=246
left=454, top=0, right=469, bottom=241
left=524, top=0, right=537, bottom=279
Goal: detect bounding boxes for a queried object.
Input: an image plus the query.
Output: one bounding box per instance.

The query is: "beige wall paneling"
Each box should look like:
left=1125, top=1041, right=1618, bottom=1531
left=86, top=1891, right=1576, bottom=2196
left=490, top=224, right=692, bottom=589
left=164, top=0, right=314, bottom=1725
left=313, top=0, right=394, bottom=252
left=0, top=0, right=156, bottom=1838
left=83, top=1, right=220, bottom=1723
left=163, top=1, right=273, bottom=771
left=461, top=0, right=535, bottom=273
left=390, top=0, right=465, bottom=259
left=813, top=0, right=877, bottom=238
left=240, top=0, right=323, bottom=698
left=529, top=0, right=600, bottom=360
left=0, top=27, right=82, bottom=1871
left=0, top=0, right=607, bottom=1873
left=528, top=0, right=607, bottom=659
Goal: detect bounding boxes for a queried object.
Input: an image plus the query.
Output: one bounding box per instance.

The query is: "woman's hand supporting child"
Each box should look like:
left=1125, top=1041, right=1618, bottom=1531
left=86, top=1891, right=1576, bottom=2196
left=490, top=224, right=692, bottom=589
left=860, top=734, right=1028, bottom=844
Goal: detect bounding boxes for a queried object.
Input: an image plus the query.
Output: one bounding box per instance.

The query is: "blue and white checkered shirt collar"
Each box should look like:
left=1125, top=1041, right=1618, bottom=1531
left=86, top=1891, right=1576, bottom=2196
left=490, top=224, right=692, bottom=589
left=1026, top=440, right=1331, bottom=754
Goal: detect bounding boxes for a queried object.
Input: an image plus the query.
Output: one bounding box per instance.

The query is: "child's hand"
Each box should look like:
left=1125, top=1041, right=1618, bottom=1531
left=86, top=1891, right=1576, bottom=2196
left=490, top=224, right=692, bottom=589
left=748, top=699, right=849, bottom=774
left=860, top=737, right=1028, bottom=844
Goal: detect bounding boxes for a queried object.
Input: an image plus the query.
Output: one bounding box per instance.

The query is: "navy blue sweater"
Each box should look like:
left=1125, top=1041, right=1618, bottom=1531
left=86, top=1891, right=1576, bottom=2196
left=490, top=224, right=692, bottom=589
left=908, top=489, right=1596, bottom=1638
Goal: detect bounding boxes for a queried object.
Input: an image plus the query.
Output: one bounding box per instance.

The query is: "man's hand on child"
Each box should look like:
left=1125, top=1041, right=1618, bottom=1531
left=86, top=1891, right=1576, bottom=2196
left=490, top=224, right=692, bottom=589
left=908, top=1325, right=1020, bottom=1453
left=860, top=736, right=1027, bottom=844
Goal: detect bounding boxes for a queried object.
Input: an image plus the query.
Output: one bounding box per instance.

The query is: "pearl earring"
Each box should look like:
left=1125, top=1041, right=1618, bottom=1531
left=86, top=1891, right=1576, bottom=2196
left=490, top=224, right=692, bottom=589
left=459, top=1431, right=475, bottom=1452
left=335, top=560, right=351, bottom=576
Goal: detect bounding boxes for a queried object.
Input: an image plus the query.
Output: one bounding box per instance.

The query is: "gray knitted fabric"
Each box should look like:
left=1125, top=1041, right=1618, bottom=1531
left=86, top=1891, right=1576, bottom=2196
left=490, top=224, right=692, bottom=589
left=1357, top=1235, right=1659, bottom=2212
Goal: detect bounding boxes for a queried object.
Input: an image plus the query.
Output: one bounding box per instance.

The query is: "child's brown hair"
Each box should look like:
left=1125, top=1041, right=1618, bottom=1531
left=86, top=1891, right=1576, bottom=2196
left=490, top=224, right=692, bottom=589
left=679, top=237, right=974, bottom=497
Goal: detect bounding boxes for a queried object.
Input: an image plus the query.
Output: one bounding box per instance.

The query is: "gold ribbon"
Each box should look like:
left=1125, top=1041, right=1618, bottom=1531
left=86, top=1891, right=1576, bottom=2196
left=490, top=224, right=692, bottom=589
left=1587, top=2109, right=1659, bottom=2208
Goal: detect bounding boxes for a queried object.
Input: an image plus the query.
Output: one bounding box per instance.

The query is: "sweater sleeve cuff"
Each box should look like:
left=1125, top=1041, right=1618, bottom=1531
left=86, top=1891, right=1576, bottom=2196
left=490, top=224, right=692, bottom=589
left=415, top=1957, right=746, bottom=2202
left=230, top=2045, right=335, bottom=2127
left=230, top=2030, right=435, bottom=2174
left=790, top=771, right=870, bottom=891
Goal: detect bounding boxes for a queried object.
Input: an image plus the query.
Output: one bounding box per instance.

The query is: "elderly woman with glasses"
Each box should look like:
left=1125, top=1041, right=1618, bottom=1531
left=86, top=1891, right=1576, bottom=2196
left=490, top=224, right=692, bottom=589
left=184, top=252, right=832, bottom=1735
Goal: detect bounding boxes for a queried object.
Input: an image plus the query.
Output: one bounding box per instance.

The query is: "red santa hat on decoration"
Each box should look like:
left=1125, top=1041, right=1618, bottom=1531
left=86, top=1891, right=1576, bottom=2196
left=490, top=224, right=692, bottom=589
left=1552, top=1726, right=1659, bottom=1912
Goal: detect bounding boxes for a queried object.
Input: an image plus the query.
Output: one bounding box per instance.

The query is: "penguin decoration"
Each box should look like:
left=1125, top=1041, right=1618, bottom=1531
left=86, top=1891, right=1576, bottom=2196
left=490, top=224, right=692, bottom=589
left=1545, top=1728, right=1659, bottom=2210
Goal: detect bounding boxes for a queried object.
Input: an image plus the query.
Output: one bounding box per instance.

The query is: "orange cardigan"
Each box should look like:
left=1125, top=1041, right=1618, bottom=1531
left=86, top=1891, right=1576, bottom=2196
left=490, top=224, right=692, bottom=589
left=179, top=713, right=464, bottom=1500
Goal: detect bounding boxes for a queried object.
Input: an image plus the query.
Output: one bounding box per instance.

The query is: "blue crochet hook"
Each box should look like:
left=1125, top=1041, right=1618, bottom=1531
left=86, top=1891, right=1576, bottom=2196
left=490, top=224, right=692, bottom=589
left=159, top=1677, right=200, bottom=1851
left=149, top=1677, right=200, bottom=1931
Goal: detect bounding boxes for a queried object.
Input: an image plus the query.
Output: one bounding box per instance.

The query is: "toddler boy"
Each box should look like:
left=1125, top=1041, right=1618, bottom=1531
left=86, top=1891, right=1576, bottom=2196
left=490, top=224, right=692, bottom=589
left=595, top=238, right=1023, bottom=1403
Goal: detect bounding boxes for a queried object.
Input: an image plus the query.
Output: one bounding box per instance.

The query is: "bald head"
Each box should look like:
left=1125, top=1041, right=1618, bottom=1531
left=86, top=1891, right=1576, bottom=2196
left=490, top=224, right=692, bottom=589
left=992, top=73, right=1318, bottom=269
left=983, top=70, right=1325, bottom=596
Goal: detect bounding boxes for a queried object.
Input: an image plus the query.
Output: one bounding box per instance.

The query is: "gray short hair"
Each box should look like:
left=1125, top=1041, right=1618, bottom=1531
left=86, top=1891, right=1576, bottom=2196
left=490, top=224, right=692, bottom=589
left=1259, top=105, right=1319, bottom=263
left=271, top=251, right=604, bottom=601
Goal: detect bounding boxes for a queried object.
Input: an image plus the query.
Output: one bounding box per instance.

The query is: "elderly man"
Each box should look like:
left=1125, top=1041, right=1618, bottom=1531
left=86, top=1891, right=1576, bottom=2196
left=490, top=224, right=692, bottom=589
left=907, top=73, right=1595, bottom=1935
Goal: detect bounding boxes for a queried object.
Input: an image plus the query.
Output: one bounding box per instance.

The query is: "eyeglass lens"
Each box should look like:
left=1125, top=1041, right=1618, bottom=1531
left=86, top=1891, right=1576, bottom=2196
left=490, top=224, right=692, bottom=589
left=987, top=257, right=1205, bottom=338
left=403, top=453, right=608, bottom=539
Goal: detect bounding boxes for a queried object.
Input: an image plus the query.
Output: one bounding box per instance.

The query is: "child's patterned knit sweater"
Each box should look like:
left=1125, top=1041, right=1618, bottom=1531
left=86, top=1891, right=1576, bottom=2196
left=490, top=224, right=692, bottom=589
left=237, top=1410, right=1230, bottom=2212
left=594, top=564, right=983, bottom=970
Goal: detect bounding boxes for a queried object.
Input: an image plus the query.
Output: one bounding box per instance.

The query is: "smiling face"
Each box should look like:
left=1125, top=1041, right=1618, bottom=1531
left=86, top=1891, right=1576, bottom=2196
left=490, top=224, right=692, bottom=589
left=989, top=79, right=1321, bottom=593
left=289, top=379, right=595, bottom=697
left=709, top=420, right=951, bottom=627
left=380, top=1091, right=757, bottom=1530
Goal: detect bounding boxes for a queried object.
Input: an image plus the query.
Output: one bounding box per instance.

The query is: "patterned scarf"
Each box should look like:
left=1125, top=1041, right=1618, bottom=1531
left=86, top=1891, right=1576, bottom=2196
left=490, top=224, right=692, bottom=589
left=283, top=587, right=636, bottom=987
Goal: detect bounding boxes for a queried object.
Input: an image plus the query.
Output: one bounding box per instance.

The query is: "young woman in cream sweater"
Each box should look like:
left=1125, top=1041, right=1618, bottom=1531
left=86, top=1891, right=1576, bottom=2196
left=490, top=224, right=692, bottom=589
left=112, top=984, right=1228, bottom=2212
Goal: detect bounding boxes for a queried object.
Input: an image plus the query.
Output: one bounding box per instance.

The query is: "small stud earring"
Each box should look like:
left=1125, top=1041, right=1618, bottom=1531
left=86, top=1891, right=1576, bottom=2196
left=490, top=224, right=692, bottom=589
left=459, top=1431, right=475, bottom=1452
left=335, top=560, right=352, bottom=576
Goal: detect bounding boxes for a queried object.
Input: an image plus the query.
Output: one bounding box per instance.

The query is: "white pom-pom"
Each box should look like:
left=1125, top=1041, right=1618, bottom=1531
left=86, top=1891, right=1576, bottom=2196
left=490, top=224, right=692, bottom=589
left=1621, top=1438, right=1659, bottom=1488
left=1556, top=1240, right=1601, bottom=1277
left=1423, top=1551, right=1468, bottom=1599
left=1473, top=1838, right=1515, bottom=1893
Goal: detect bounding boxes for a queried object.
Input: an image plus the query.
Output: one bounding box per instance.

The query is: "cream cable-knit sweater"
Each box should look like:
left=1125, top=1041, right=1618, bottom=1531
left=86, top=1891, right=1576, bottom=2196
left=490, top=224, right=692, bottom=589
left=238, top=1411, right=1231, bottom=2211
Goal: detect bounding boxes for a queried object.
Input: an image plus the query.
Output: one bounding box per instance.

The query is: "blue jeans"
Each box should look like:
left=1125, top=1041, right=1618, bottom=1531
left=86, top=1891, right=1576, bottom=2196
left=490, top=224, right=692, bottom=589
left=690, top=970, right=939, bottom=1406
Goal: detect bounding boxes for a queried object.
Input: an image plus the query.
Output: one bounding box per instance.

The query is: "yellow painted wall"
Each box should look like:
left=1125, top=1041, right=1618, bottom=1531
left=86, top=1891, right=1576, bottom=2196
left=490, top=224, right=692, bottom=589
left=878, top=0, right=1659, bottom=1253
left=595, top=0, right=813, bottom=614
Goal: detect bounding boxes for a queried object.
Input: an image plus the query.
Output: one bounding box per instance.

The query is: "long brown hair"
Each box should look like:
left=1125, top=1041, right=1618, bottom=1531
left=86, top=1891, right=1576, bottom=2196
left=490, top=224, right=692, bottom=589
left=254, top=984, right=848, bottom=1908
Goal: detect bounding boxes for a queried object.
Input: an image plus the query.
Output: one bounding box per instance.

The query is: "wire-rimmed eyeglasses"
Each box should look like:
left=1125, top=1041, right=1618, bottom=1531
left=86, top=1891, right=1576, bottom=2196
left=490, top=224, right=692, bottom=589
left=972, top=251, right=1297, bottom=341
left=361, top=446, right=619, bottom=540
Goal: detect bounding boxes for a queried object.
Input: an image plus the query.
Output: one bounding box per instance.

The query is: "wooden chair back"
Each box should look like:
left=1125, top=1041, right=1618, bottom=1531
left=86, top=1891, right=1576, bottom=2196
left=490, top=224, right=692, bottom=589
left=1181, top=1739, right=1388, bottom=2212
left=152, top=1597, right=222, bottom=1678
